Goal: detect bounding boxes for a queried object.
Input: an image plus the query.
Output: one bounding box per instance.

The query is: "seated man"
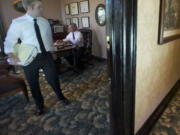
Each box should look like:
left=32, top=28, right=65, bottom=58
left=63, top=23, right=83, bottom=47
left=56, top=23, right=84, bottom=71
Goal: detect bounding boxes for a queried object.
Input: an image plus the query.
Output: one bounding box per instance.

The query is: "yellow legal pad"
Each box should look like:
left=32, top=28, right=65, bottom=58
left=13, top=44, right=38, bottom=66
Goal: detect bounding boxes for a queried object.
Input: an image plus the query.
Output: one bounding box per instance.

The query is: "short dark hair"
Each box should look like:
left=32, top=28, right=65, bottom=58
left=70, top=23, right=77, bottom=29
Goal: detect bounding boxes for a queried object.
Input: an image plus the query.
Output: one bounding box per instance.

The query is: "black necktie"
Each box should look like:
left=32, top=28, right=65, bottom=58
left=34, top=19, right=46, bottom=53
left=72, top=32, right=75, bottom=40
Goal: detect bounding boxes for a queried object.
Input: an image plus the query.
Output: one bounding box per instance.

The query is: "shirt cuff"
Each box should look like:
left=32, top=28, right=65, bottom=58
left=63, top=39, right=68, bottom=42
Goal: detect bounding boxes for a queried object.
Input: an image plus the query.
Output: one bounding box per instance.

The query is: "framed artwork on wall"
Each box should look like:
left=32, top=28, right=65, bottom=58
left=71, top=17, right=79, bottom=27
left=66, top=18, right=71, bottom=26
left=80, top=0, right=89, bottom=13
left=65, top=4, right=70, bottom=15
left=81, top=16, right=90, bottom=28
left=70, top=2, right=79, bottom=15
left=158, top=0, right=180, bottom=44
left=13, top=0, right=26, bottom=13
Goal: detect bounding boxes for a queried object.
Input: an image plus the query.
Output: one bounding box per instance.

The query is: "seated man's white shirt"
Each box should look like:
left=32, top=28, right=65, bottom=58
left=63, top=31, right=83, bottom=47
left=4, top=13, right=56, bottom=54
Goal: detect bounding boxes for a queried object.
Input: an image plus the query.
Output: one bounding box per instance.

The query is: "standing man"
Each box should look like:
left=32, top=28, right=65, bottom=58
left=4, top=0, right=68, bottom=115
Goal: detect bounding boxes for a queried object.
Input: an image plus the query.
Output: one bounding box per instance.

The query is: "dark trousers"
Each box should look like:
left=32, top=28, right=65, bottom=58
left=23, top=52, right=65, bottom=110
left=65, top=47, right=84, bottom=70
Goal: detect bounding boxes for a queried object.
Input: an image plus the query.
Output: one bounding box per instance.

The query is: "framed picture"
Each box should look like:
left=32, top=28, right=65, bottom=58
left=158, top=0, right=180, bottom=44
left=71, top=17, right=79, bottom=28
left=81, top=16, right=90, bottom=28
left=13, top=0, right=26, bottom=13
left=80, top=0, right=89, bottom=13
left=70, top=2, right=79, bottom=15
left=65, top=4, right=70, bottom=15
left=65, top=18, right=71, bottom=26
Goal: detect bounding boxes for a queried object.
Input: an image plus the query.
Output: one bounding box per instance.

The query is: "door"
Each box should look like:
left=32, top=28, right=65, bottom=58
left=106, top=0, right=137, bottom=134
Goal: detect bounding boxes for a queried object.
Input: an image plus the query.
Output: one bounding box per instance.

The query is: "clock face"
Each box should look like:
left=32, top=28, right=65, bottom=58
left=13, top=0, right=26, bottom=13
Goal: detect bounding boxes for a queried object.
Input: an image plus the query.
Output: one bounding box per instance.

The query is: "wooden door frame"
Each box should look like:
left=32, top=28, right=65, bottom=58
left=106, top=0, right=137, bottom=134
left=0, top=16, right=5, bottom=56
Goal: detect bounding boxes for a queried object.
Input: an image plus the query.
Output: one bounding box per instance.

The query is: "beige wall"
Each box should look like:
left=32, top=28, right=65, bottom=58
left=60, top=0, right=106, bottom=58
left=0, top=0, right=23, bottom=32
left=135, top=0, right=180, bottom=133
left=0, top=0, right=62, bottom=32
left=42, top=0, right=61, bottom=21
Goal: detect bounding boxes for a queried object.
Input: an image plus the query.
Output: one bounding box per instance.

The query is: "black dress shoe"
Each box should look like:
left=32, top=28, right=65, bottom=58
left=60, top=98, right=69, bottom=106
left=34, top=108, right=44, bottom=116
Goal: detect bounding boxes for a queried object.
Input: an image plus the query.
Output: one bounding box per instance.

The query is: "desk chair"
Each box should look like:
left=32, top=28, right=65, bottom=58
left=79, top=28, right=93, bottom=65
left=0, top=57, right=15, bottom=72
left=0, top=70, right=29, bottom=102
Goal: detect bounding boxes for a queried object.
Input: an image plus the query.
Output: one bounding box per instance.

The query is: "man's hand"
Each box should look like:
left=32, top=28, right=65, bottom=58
left=54, top=40, right=73, bottom=47
left=66, top=41, right=72, bottom=44
left=8, top=53, right=20, bottom=65
left=54, top=40, right=64, bottom=46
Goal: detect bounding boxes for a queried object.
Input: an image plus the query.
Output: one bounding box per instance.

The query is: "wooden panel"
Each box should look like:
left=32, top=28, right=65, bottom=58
left=106, top=0, right=137, bottom=134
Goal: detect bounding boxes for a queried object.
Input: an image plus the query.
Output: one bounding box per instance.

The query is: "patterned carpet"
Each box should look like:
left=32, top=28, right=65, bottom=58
left=0, top=60, right=110, bottom=135
left=0, top=59, right=179, bottom=135
left=150, top=87, right=180, bottom=135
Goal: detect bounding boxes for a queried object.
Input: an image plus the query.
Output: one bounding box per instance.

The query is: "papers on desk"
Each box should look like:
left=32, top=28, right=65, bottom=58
left=63, top=44, right=73, bottom=47
left=54, top=41, right=72, bottom=46
left=54, top=42, right=73, bottom=49
left=54, top=42, right=73, bottom=48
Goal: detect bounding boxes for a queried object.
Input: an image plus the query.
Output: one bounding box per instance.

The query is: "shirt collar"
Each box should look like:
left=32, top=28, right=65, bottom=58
left=71, top=30, right=78, bottom=33
left=25, top=13, right=38, bottom=22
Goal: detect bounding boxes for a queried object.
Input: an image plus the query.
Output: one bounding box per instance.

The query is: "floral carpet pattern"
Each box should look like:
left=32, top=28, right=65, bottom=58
left=0, top=61, right=110, bottom=135
left=0, top=59, right=179, bottom=135
left=150, top=87, right=180, bottom=135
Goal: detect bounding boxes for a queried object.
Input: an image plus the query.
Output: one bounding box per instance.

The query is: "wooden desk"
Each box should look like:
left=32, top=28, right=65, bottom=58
left=51, top=45, right=77, bottom=73
left=52, top=45, right=76, bottom=57
left=0, top=57, right=15, bottom=73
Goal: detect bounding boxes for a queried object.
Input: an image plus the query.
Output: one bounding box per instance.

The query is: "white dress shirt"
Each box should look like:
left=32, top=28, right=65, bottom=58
left=4, top=14, right=56, bottom=54
left=63, top=31, right=83, bottom=47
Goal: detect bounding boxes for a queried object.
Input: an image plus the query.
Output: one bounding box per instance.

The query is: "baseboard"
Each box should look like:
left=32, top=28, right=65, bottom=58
left=136, top=79, right=180, bottom=135
left=92, top=55, right=107, bottom=62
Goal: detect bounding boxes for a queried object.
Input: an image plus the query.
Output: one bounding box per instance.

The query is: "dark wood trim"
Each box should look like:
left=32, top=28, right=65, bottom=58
left=158, top=0, right=165, bottom=44
left=0, top=16, right=5, bottom=56
left=163, top=34, right=180, bottom=44
left=136, top=79, right=180, bottom=135
left=106, top=0, right=137, bottom=134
